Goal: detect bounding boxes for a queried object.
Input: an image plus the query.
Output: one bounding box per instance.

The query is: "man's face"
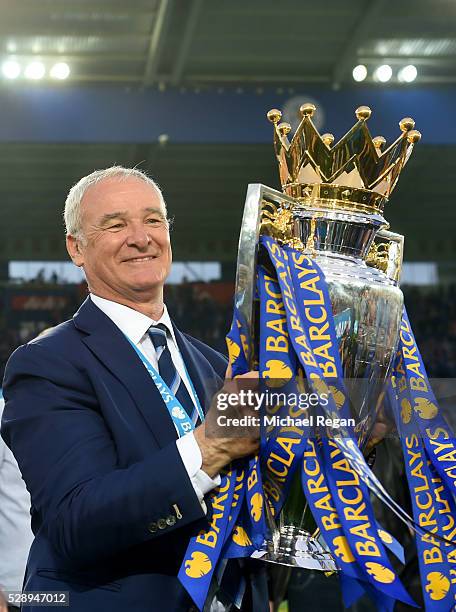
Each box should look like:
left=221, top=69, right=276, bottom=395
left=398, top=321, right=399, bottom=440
left=67, top=176, right=172, bottom=304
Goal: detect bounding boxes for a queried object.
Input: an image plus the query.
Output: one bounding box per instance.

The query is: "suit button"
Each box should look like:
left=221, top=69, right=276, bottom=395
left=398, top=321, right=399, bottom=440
left=166, top=514, right=177, bottom=526
left=157, top=518, right=167, bottom=530
left=148, top=522, right=158, bottom=533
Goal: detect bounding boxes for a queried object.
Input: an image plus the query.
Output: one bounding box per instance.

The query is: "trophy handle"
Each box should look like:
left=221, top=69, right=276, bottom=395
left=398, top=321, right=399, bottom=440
left=366, top=229, right=404, bottom=285
left=234, top=183, right=295, bottom=369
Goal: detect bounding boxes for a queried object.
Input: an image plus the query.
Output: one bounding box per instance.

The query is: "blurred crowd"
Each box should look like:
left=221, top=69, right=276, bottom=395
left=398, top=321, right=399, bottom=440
left=0, top=280, right=455, bottom=381
left=0, top=286, right=82, bottom=382
left=165, top=283, right=233, bottom=354
left=0, top=281, right=234, bottom=381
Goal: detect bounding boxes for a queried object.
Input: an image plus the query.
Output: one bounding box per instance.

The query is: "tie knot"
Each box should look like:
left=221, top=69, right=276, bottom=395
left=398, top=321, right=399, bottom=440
left=148, top=323, right=168, bottom=349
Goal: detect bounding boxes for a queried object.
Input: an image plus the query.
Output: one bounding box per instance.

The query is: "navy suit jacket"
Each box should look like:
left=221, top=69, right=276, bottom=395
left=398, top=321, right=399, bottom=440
left=1, top=297, right=229, bottom=612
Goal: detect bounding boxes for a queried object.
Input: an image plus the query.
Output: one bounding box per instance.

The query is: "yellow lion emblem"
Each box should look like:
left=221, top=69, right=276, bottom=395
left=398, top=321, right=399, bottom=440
left=332, top=536, right=355, bottom=563
left=425, top=572, right=450, bottom=601
left=328, top=386, right=345, bottom=410
left=263, top=360, right=293, bottom=388
left=401, top=398, right=412, bottom=424
left=365, top=562, right=395, bottom=584
left=377, top=529, right=393, bottom=544
left=250, top=492, right=263, bottom=522
left=226, top=337, right=240, bottom=363
left=232, top=526, right=252, bottom=547
left=184, top=551, right=212, bottom=578
left=414, top=397, right=438, bottom=420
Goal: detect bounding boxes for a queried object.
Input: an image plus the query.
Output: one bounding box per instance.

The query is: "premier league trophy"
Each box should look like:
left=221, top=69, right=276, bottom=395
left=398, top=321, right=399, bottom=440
left=232, top=103, right=421, bottom=572
left=180, top=102, right=456, bottom=609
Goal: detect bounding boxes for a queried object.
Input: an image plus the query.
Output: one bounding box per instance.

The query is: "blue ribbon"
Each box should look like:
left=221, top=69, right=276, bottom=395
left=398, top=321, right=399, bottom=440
left=397, top=311, right=456, bottom=494
left=259, top=237, right=433, bottom=533
left=262, top=236, right=416, bottom=607
left=389, top=320, right=456, bottom=609
left=257, top=266, right=309, bottom=517
left=178, top=469, right=238, bottom=610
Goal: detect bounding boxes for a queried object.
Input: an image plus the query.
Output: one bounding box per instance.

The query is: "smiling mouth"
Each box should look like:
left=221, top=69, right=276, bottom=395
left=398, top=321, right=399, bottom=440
left=124, top=256, right=158, bottom=263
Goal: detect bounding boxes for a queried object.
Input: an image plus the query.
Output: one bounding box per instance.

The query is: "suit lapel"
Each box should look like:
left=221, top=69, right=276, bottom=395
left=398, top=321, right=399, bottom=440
left=73, top=298, right=177, bottom=447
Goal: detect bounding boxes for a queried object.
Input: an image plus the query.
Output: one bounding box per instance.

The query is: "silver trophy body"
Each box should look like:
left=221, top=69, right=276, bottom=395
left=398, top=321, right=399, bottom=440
left=235, top=184, right=404, bottom=571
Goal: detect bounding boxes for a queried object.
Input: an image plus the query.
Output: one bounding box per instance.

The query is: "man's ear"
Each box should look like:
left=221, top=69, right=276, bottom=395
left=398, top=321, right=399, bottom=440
left=66, top=234, right=84, bottom=267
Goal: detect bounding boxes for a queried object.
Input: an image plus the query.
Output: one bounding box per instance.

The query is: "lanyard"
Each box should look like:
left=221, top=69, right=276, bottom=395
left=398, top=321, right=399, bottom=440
left=125, top=334, right=205, bottom=436
left=125, top=333, right=238, bottom=612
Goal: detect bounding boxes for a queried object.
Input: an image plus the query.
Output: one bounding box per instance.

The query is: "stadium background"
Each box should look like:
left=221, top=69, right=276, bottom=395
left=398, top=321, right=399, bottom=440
left=0, top=1, right=455, bottom=610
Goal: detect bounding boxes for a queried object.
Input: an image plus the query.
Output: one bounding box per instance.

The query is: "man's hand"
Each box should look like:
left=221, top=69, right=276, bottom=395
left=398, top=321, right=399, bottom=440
left=194, top=371, right=260, bottom=478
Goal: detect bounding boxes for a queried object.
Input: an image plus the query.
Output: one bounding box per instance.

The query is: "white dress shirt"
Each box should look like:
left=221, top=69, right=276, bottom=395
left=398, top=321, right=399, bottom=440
left=90, top=294, right=221, bottom=510
left=0, top=398, right=34, bottom=593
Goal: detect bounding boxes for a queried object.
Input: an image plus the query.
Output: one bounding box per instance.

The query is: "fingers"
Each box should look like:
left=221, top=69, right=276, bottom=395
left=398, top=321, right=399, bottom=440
left=234, top=370, right=259, bottom=379
left=220, top=370, right=259, bottom=399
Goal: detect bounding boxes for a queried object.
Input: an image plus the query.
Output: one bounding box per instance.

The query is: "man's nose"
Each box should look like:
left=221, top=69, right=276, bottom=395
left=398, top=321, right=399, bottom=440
left=126, top=225, right=151, bottom=249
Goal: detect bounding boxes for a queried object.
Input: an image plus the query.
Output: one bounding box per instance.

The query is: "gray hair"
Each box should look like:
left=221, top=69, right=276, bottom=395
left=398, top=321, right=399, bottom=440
left=63, top=166, right=166, bottom=239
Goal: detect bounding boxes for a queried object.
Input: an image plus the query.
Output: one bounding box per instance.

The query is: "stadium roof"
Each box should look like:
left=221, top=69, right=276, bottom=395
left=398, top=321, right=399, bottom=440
left=1, top=0, right=455, bottom=87
left=0, top=0, right=454, bottom=266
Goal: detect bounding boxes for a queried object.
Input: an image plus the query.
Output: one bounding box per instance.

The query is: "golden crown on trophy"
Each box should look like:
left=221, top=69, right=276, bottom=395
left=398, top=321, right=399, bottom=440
left=267, top=103, right=421, bottom=216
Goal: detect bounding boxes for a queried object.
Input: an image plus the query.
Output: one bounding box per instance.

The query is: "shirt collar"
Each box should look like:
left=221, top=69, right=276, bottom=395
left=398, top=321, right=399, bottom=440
left=90, top=294, right=176, bottom=345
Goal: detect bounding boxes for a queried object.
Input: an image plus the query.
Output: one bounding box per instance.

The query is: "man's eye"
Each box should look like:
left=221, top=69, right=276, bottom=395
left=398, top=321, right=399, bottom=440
left=107, top=223, right=124, bottom=230
left=146, top=218, right=162, bottom=225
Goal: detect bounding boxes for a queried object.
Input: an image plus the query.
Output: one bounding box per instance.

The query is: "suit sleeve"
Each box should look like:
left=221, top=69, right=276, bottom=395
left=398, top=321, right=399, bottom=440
left=1, top=342, right=206, bottom=566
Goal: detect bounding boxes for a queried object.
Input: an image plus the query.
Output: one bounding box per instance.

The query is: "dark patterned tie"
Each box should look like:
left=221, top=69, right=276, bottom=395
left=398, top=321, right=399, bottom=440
left=148, top=323, right=198, bottom=423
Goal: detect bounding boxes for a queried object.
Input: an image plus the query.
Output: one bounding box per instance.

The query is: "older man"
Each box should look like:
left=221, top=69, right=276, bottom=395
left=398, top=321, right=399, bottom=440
left=1, top=167, right=262, bottom=612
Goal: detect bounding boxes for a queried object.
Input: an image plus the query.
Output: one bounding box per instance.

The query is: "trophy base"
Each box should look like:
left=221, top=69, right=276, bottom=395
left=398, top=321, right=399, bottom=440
left=251, top=526, right=338, bottom=572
